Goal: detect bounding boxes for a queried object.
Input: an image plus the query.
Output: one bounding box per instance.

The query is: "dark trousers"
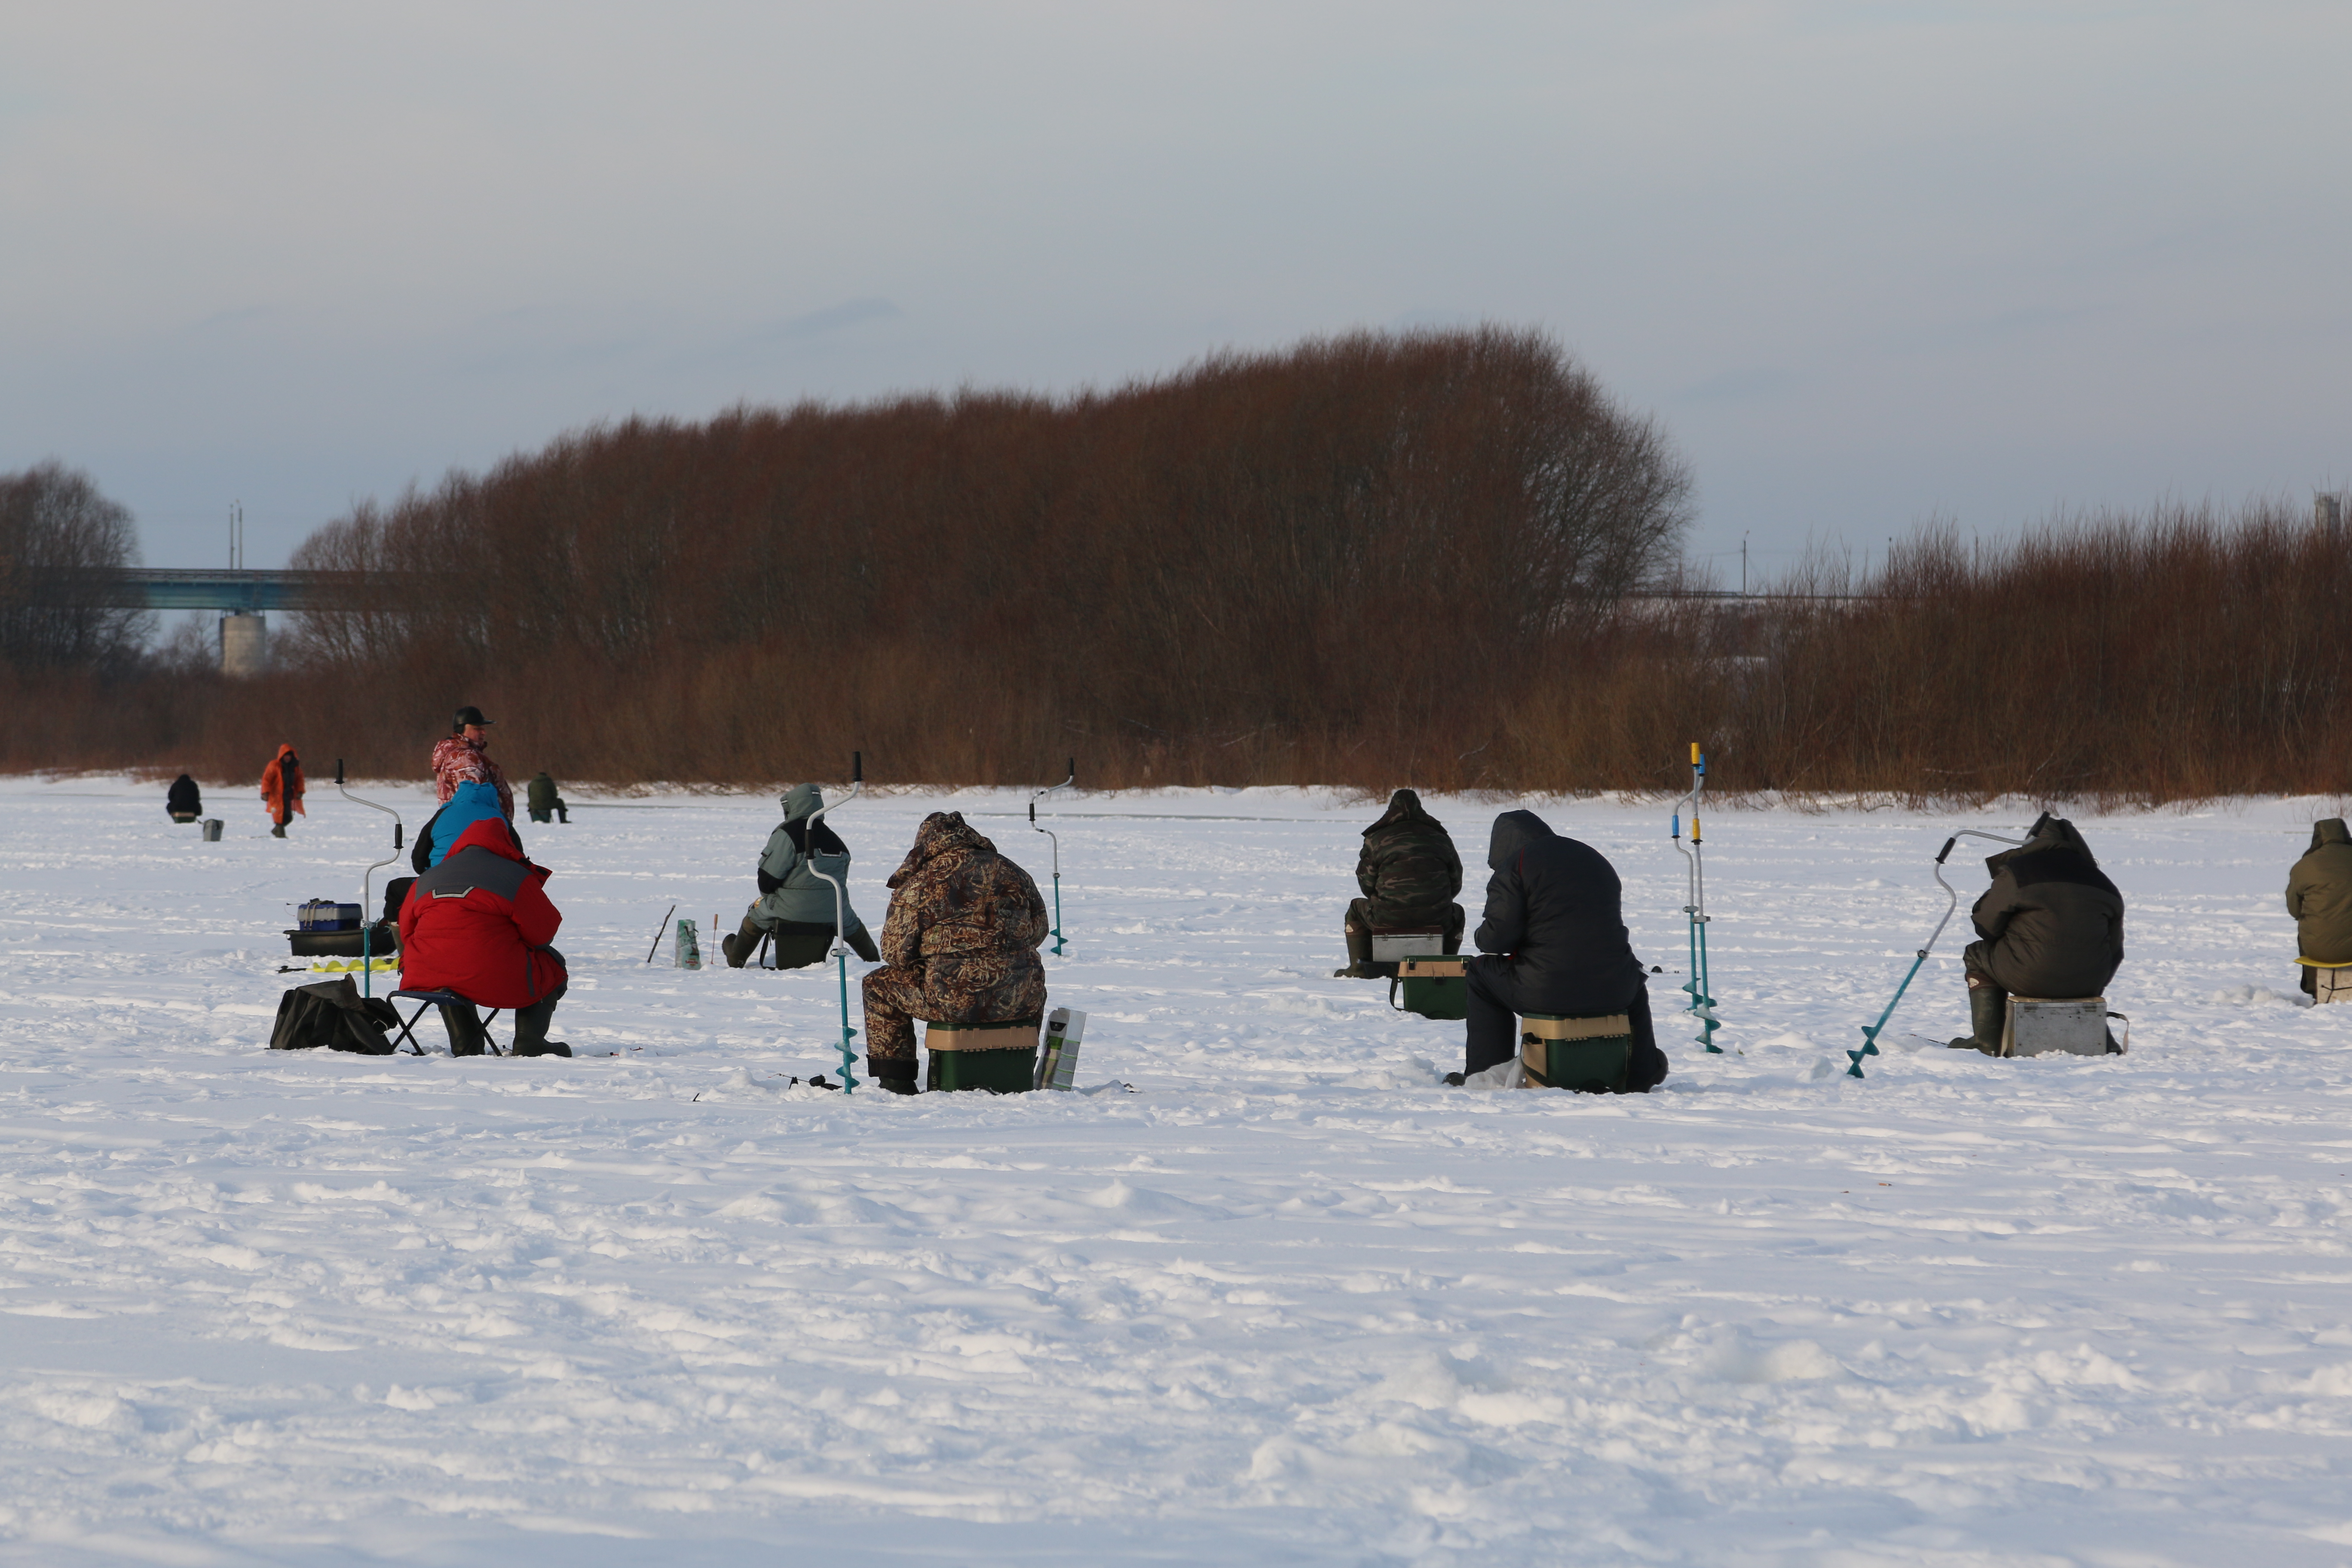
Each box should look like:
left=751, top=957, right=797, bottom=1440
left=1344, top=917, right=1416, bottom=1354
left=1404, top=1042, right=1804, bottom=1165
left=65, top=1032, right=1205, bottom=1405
left=440, top=949, right=566, bottom=1055
left=1463, top=961, right=1667, bottom=1089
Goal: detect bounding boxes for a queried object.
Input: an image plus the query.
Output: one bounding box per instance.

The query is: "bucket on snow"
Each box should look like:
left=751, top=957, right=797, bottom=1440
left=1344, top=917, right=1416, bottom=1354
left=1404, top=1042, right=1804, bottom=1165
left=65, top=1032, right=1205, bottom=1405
left=201, top=819, right=224, bottom=841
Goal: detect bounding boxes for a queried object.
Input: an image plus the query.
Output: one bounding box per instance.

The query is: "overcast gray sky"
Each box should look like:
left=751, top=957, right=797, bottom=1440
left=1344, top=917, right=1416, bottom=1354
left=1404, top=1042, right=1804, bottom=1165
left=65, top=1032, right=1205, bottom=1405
left=3, top=2, right=2345, bottom=576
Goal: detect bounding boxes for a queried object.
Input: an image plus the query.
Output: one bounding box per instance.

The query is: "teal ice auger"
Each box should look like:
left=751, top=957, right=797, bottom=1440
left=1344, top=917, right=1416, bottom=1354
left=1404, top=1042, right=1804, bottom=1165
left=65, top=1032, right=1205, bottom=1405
left=334, top=760, right=403, bottom=999
left=806, top=751, right=865, bottom=1093
left=1670, top=742, right=1721, bottom=1052
left=1848, top=827, right=2026, bottom=1078
left=1029, top=758, right=1075, bottom=956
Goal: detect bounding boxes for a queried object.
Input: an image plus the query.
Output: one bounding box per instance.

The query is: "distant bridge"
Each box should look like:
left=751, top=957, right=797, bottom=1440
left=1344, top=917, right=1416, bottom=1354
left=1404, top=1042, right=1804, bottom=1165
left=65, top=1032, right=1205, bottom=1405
left=14, top=569, right=390, bottom=612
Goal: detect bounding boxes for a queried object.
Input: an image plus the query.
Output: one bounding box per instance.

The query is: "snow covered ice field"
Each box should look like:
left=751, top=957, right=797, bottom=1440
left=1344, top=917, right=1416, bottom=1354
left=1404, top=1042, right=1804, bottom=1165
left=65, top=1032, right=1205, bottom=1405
left=3, top=777, right=2351, bottom=1567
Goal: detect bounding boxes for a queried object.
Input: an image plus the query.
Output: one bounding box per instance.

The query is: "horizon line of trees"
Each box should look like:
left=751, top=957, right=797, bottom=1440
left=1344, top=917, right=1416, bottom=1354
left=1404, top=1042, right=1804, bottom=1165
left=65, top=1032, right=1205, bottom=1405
left=3, top=326, right=2348, bottom=804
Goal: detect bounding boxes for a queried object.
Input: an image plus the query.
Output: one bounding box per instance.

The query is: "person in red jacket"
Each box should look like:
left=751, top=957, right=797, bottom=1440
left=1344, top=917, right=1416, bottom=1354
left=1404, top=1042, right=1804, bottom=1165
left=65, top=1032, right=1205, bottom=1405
left=397, top=817, right=573, bottom=1057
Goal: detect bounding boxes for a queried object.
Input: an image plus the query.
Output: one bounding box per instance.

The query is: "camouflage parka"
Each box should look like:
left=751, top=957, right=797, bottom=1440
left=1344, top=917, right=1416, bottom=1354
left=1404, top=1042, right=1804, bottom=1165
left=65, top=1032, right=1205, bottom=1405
left=1355, top=789, right=1463, bottom=929
left=879, top=812, right=1049, bottom=1008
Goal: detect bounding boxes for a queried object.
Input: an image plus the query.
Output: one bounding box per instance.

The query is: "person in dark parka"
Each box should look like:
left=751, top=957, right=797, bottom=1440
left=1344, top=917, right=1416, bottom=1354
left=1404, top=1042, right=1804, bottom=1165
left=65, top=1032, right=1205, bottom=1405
left=166, top=774, right=202, bottom=823
left=1949, top=812, right=2125, bottom=1053
left=1339, top=788, right=1466, bottom=977
left=1458, top=810, right=1669, bottom=1090
left=527, top=771, right=569, bottom=824
left=2286, top=818, right=2352, bottom=997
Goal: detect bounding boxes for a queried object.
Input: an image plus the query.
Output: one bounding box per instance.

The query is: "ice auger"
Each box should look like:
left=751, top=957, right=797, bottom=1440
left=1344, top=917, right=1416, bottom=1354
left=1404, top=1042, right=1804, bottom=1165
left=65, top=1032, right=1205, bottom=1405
left=1670, top=743, right=1721, bottom=1052
left=1847, top=827, right=2027, bottom=1078
left=1029, top=758, right=1075, bottom=956
left=806, top=752, right=865, bottom=1093
left=334, top=760, right=403, bottom=999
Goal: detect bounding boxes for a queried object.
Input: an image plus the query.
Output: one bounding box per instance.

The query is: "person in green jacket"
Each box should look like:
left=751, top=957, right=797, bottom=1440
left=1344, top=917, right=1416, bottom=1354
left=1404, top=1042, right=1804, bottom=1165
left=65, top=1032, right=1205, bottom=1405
left=525, top=771, right=568, bottom=824
left=721, top=783, right=881, bottom=969
left=2287, top=818, right=2352, bottom=998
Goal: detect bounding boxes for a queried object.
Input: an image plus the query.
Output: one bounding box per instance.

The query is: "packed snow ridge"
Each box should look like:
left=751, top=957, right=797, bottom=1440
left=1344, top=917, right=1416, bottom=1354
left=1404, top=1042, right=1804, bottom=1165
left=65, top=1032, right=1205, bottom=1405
left=1, top=777, right=2349, bottom=1566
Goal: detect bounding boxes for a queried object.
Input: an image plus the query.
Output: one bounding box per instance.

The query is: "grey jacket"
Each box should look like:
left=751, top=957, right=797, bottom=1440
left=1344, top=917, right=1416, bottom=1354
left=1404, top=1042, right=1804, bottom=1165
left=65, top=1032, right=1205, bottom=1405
left=2287, top=818, right=2352, bottom=965
left=754, top=784, right=870, bottom=937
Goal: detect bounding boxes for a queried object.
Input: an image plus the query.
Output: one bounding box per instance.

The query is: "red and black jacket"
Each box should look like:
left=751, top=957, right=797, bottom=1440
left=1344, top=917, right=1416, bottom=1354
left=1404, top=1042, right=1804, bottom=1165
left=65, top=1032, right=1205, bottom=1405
left=397, top=818, right=566, bottom=1007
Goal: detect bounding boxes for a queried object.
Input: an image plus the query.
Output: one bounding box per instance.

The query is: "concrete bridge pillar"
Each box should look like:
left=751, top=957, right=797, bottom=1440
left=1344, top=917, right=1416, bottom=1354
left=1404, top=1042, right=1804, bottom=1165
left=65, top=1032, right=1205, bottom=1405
left=220, top=611, right=267, bottom=676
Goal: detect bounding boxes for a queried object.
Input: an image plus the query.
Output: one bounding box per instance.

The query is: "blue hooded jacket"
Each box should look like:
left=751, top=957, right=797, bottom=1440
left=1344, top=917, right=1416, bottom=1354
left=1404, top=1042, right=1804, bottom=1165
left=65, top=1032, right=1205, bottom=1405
left=428, top=780, right=510, bottom=868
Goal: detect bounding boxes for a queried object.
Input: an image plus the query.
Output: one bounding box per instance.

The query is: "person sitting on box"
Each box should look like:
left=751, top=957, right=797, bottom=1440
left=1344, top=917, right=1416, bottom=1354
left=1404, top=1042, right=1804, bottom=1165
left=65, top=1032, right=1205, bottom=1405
left=858, top=812, right=1048, bottom=1096
left=397, top=816, right=572, bottom=1058
left=166, top=773, right=202, bottom=823
left=720, top=783, right=881, bottom=969
left=1947, top=813, right=2124, bottom=1054
left=1455, top=810, right=1669, bottom=1090
left=2288, top=818, right=2352, bottom=1000
left=1336, top=788, right=1466, bottom=977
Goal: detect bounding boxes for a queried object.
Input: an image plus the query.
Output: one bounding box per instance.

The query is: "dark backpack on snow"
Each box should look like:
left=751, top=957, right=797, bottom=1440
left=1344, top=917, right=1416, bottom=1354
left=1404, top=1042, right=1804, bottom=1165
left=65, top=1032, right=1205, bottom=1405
left=270, top=977, right=399, bottom=1054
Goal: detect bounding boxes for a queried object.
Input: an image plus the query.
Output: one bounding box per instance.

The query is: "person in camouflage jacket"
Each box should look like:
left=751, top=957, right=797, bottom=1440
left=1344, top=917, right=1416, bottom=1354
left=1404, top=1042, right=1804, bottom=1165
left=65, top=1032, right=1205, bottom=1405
left=859, top=811, right=1049, bottom=1093
left=1340, top=788, right=1466, bottom=976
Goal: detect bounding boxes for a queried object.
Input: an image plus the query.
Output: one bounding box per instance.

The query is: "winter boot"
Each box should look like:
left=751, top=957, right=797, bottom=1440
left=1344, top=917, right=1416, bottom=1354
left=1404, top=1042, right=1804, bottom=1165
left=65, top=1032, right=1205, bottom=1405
left=514, top=1039, right=572, bottom=1058
left=1334, top=917, right=1378, bottom=979
left=270, top=821, right=287, bottom=839
left=720, top=913, right=763, bottom=969
left=1947, top=979, right=2006, bottom=1055
left=867, top=1057, right=918, bottom=1095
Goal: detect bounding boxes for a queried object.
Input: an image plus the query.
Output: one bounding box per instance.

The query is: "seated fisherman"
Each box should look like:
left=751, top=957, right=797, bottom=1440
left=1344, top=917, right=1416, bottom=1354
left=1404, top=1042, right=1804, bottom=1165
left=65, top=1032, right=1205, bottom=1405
left=527, top=771, right=570, bottom=824
left=858, top=812, right=1049, bottom=1095
left=1948, top=812, right=2124, bottom=1053
left=2286, top=818, right=2352, bottom=997
left=1457, top=810, right=1669, bottom=1090
left=397, top=816, right=572, bottom=1058
left=1338, top=788, right=1466, bottom=977
left=166, top=773, right=202, bottom=823
left=720, top=783, right=880, bottom=968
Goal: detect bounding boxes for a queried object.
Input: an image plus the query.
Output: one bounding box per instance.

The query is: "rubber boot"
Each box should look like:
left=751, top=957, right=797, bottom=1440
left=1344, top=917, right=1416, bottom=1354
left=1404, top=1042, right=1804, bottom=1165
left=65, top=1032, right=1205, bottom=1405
left=1948, top=980, right=2006, bottom=1055
left=270, top=821, right=287, bottom=839
left=1335, top=916, right=1376, bottom=979
left=867, top=1057, right=918, bottom=1096
left=720, top=912, right=763, bottom=969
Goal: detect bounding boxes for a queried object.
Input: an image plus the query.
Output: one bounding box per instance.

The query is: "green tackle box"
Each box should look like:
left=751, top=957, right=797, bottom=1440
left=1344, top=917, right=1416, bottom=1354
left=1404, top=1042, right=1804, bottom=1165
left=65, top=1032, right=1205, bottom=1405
left=923, top=1020, right=1041, bottom=1093
left=1520, top=1013, right=1633, bottom=1093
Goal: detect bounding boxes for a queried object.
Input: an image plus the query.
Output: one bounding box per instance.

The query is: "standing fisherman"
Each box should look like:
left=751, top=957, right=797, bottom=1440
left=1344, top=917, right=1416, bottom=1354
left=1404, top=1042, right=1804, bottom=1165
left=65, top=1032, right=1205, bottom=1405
left=260, top=744, right=304, bottom=839
left=430, top=705, right=512, bottom=821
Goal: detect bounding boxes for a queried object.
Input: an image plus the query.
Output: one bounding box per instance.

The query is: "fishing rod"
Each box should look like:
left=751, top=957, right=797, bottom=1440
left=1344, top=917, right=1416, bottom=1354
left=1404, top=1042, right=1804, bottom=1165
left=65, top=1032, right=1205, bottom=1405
left=1669, top=743, right=1720, bottom=1052
left=806, top=752, right=864, bottom=1093
left=334, top=760, right=403, bottom=999
left=1847, top=827, right=2027, bottom=1078
left=1029, top=757, right=1075, bottom=956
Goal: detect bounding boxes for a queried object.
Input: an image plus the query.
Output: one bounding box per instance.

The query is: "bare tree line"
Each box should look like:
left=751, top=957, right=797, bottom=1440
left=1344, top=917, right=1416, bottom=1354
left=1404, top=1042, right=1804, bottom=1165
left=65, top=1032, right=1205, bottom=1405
left=6, top=331, right=2346, bottom=805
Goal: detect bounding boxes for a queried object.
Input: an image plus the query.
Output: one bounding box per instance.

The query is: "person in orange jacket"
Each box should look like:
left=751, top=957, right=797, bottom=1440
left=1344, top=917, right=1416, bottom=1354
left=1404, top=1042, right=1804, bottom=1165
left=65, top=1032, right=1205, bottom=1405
left=260, top=743, right=305, bottom=838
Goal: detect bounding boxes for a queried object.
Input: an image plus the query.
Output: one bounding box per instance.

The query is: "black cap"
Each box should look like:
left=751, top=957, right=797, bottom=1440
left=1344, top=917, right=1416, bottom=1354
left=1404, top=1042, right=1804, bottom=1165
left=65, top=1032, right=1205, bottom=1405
left=454, top=705, right=494, bottom=729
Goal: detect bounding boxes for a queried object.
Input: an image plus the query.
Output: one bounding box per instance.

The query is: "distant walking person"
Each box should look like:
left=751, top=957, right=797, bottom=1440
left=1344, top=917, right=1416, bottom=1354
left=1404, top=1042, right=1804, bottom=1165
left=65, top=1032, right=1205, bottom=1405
left=1338, top=788, right=1465, bottom=977
left=1947, top=813, right=2125, bottom=1053
left=1458, top=811, right=1669, bottom=1090
left=260, top=744, right=304, bottom=838
left=526, top=771, right=569, bottom=824
left=166, top=773, right=202, bottom=823
left=430, top=705, right=512, bottom=821
left=2287, top=818, right=2352, bottom=999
